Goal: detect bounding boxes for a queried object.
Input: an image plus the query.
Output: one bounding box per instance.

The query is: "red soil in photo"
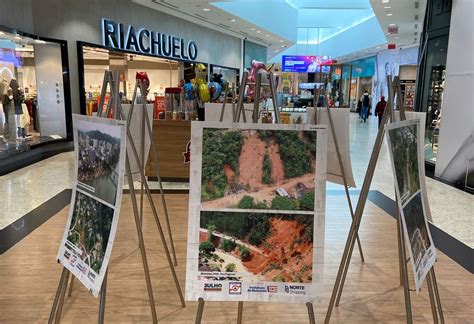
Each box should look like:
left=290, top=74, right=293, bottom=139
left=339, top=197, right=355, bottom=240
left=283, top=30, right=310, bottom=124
left=223, top=164, right=236, bottom=182
left=238, top=132, right=266, bottom=191
left=242, top=218, right=313, bottom=283
left=268, top=142, right=285, bottom=183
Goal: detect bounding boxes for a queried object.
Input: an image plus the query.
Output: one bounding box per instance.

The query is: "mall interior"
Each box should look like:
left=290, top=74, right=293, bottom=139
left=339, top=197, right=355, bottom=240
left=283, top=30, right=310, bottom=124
left=0, top=0, right=472, bottom=323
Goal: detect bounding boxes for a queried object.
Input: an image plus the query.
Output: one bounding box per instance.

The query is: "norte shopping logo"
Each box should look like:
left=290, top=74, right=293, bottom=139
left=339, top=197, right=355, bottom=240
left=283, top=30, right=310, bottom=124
left=284, top=285, right=306, bottom=295
left=204, top=283, right=222, bottom=292
left=228, top=282, right=242, bottom=295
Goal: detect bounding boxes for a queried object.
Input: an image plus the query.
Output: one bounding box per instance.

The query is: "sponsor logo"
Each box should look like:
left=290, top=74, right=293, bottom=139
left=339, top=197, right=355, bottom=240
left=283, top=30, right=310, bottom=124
left=70, top=254, right=77, bottom=267
left=284, top=285, right=306, bottom=295
left=229, top=282, right=242, bottom=295
left=64, top=250, right=71, bottom=260
left=204, top=283, right=222, bottom=292
left=88, top=271, right=96, bottom=281
left=76, top=263, right=87, bottom=275
left=267, top=285, right=278, bottom=293
left=247, top=285, right=267, bottom=293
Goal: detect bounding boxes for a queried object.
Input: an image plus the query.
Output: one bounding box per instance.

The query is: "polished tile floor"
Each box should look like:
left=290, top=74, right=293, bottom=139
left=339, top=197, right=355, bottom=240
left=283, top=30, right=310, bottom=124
left=0, top=113, right=472, bottom=248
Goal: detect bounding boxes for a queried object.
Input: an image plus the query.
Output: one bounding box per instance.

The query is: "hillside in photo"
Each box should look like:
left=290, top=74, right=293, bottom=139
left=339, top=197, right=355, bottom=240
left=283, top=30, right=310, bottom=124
left=201, top=128, right=317, bottom=211
left=198, top=211, right=314, bottom=283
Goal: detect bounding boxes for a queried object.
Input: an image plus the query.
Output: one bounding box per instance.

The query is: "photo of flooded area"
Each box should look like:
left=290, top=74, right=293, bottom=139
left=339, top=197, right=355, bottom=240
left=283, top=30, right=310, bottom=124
left=198, top=211, right=314, bottom=283
left=200, top=128, right=317, bottom=211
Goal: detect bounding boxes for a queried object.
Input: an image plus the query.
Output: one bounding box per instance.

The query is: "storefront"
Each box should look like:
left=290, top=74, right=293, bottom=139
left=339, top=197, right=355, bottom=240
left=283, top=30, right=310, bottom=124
left=0, top=0, right=245, bottom=178
left=0, top=25, right=72, bottom=175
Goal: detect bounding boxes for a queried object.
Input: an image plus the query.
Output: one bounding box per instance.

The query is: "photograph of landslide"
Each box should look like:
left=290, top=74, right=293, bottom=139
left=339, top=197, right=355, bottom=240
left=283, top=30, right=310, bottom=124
left=200, top=128, right=317, bottom=211
left=402, top=191, right=432, bottom=272
left=198, top=211, right=314, bottom=283
left=76, top=120, right=122, bottom=206
left=65, top=191, right=115, bottom=274
left=387, top=123, right=420, bottom=205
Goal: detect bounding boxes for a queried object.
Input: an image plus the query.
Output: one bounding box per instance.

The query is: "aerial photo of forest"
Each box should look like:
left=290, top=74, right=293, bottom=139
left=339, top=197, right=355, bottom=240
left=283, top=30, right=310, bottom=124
left=66, top=192, right=115, bottom=273
left=198, top=211, right=314, bottom=283
left=388, top=124, right=420, bottom=205
left=200, top=128, right=317, bottom=211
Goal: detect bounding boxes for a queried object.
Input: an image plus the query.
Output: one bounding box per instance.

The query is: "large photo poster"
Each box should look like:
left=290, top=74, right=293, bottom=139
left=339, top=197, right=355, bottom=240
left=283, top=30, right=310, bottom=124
left=186, top=122, right=327, bottom=303
left=385, top=119, right=436, bottom=293
left=57, top=115, right=127, bottom=297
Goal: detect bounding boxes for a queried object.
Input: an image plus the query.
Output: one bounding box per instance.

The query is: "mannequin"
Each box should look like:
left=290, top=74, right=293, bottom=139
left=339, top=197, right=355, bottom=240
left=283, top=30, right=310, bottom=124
left=10, top=78, right=27, bottom=140
left=2, top=87, right=15, bottom=142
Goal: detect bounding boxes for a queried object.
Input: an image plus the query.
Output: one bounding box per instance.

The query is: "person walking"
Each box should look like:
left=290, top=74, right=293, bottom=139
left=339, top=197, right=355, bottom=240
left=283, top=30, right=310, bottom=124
left=359, top=90, right=371, bottom=123
left=375, top=95, right=387, bottom=128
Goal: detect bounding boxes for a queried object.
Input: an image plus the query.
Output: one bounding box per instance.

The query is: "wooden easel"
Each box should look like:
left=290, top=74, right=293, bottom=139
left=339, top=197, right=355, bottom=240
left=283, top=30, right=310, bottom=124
left=219, top=82, right=237, bottom=122
left=195, top=71, right=316, bottom=324
left=324, top=76, right=444, bottom=323
left=311, top=86, right=365, bottom=265
left=232, top=71, right=281, bottom=124
left=49, top=70, right=185, bottom=324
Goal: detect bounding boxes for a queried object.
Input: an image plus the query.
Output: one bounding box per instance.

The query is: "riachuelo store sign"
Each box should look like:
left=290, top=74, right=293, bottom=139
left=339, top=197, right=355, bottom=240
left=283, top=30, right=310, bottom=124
left=101, top=18, right=198, bottom=61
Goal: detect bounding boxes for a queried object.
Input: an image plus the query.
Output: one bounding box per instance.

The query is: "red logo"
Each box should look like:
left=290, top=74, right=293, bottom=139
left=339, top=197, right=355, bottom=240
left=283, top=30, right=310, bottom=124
left=267, top=285, right=278, bottom=293
left=182, top=140, right=191, bottom=164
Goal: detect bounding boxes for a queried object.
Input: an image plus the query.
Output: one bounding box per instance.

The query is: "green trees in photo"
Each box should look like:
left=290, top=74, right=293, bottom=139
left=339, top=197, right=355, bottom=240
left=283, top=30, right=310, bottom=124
left=220, top=239, right=236, bottom=252
left=225, top=263, right=236, bottom=272
left=238, top=195, right=255, bottom=209
left=271, top=196, right=300, bottom=210
left=298, top=190, right=315, bottom=211
left=199, top=241, right=215, bottom=257
left=201, top=129, right=243, bottom=201
left=262, top=153, right=272, bottom=184
left=239, top=246, right=251, bottom=261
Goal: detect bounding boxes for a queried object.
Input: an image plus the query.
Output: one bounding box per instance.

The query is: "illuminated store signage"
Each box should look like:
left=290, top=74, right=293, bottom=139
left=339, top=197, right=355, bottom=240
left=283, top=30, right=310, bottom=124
left=282, top=55, right=331, bottom=73
left=101, top=19, right=198, bottom=61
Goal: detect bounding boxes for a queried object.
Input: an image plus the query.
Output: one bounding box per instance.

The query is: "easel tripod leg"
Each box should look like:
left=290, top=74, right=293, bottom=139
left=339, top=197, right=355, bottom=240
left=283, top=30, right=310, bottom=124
left=334, top=229, right=357, bottom=307
left=124, top=123, right=186, bottom=307
left=98, top=271, right=108, bottom=324
left=125, top=157, right=158, bottom=323
left=48, top=267, right=67, bottom=324
left=195, top=298, right=205, bottom=324
left=67, top=276, right=75, bottom=297
left=237, top=301, right=244, bottom=324
left=306, top=302, right=316, bottom=324
left=54, top=270, right=70, bottom=324
left=427, top=273, right=439, bottom=324
left=430, top=269, right=444, bottom=323
left=397, top=210, right=413, bottom=324
left=142, top=106, right=179, bottom=266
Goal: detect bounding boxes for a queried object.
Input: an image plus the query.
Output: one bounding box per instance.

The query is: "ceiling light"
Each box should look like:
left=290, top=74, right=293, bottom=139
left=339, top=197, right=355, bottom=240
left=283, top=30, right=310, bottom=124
left=229, top=18, right=236, bottom=22
left=203, top=8, right=210, bottom=11
left=279, top=40, right=284, bottom=43
left=250, top=27, right=255, bottom=31
left=0, top=31, right=4, bottom=35
left=35, top=39, right=46, bottom=44
left=387, top=13, right=393, bottom=16
left=384, top=6, right=391, bottom=9
left=382, top=0, right=390, bottom=3
left=389, top=23, right=396, bottom=26
left=266, top=34, right=270, bottom=37
left=377, top=46, right=381, bottom=49
left=256, top=30, right=261, bottom=33
left=14, top=36, right=21, bottom=40
left=281, top=45, right=286, bottom=48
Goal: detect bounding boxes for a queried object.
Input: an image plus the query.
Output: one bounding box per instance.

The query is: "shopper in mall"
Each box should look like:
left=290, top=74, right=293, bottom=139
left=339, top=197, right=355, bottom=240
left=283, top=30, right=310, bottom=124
left=375, top=95, right=387, bottom=128
left=360, top=89, right=371, bottom=123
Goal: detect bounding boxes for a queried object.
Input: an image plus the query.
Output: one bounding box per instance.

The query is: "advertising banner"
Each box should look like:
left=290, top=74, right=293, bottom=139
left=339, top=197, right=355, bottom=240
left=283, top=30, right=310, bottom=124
left=186, top=122, right=327, bottom=303
left=282, top=55, right=331, bottom=73
left=57, top=115, right=127, bottom=297
left=385, top=119, right=436, bottom=293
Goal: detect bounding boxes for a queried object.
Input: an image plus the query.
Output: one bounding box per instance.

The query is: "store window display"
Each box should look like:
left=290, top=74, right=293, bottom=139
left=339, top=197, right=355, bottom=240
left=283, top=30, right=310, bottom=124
left=0, top=28, right=70, bottom=162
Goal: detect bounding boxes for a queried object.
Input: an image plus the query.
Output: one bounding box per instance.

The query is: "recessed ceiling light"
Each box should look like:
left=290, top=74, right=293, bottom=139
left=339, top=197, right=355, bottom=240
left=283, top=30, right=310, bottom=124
left=266, top=34, right=270, bottom=37
left=229, top=18, right=236, bottom=22
left=0, top=31, right=4, bottom=35
left=382, top=0, right=390, bottom=3
left=377, top=46, right=381, bottom=49
left=14, top=36, right=21, bottom=40
left=279, top=40, right=284, bottom=43
left=281, top=45, right=286, bottom=48
left=384, top=6, right=391, bottom=9
left=203, top=8, right=210, bottom=11
left=387, top=13, right=393, bottom=16
left=389, top=23, right=396, bottom=26
left=250, top=27, right=255, bottom=31
left=256, top=30, right=261, bottom=33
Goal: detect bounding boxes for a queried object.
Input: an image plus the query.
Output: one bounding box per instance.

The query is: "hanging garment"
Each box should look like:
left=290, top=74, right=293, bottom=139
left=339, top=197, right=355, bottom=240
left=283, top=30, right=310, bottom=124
left=20, top=103, right=30, bottom=128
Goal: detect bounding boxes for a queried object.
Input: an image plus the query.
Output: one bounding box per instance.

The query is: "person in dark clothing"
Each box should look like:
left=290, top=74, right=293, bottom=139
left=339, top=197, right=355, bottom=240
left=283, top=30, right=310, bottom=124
left=359, top=90, right=371, bottom=123
left=375, top=95, right=387, bottom=128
